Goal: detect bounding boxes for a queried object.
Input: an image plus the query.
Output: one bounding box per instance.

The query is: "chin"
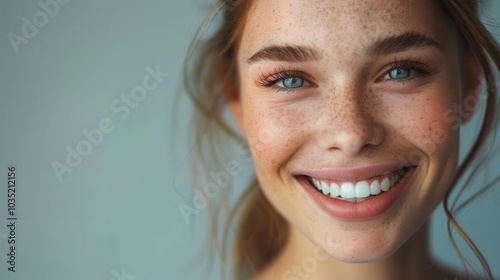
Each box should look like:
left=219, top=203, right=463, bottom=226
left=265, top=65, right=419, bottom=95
left=316, top=233, right=406, bottom=263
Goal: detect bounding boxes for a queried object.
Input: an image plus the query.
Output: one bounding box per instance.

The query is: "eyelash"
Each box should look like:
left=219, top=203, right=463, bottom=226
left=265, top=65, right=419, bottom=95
left=377, top=59, right=434, bottom=83
left=257, top=66, right=312, bottom=92
left=256, top=59, right=434, bottom=92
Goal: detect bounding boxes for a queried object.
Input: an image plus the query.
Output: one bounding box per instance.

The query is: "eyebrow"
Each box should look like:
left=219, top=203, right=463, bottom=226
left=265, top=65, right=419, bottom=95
left=247, top=44, right=321, bottom=64
left=368, top=31, right=441, bottom=56
left=246, top=32, right=440, bottom=65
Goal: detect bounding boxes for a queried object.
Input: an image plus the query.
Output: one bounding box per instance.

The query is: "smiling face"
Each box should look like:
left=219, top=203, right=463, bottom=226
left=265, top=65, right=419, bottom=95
left=229, top=0, right=477, bottom=262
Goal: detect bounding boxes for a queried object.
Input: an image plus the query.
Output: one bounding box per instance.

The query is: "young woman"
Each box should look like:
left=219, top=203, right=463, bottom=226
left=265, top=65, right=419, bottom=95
left=183, top=0, right=500, bottom=279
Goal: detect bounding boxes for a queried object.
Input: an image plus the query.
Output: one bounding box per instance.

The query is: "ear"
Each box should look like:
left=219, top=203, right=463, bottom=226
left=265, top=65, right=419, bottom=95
left=226, top=81, right=246, bottom=135
left=460, top=50, right=483, bottom=123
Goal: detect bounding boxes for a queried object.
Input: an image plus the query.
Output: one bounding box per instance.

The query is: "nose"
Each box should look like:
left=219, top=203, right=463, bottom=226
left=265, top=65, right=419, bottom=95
left=315, top=85, right=384, bottom=156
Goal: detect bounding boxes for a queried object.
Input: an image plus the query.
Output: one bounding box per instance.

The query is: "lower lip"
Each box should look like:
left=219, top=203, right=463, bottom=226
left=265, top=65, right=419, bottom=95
left=296, top=167, right=416, bottom=220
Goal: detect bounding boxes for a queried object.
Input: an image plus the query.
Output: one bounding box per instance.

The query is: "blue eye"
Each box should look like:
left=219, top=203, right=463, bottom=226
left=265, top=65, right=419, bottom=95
left=377, top=60, right=434, bottom=83
left=388, top=67, right=411, bottom=79
left=257, top=68, right=314, bottom=92
left=282, top=77, right=304, bottom=88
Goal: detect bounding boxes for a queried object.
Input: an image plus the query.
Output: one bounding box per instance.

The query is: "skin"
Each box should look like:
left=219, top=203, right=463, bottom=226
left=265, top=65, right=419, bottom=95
left=227, top=0, right=482, bottom=279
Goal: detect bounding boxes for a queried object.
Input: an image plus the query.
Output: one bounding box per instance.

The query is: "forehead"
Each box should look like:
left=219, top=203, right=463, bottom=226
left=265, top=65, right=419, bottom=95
left=239, top=0, right=452, bottom=57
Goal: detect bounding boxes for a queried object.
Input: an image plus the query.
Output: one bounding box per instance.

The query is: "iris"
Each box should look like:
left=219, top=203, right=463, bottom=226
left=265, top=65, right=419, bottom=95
left=388, top=68, right=411, bottom=79
left=282, top=77, right=304, bottom=88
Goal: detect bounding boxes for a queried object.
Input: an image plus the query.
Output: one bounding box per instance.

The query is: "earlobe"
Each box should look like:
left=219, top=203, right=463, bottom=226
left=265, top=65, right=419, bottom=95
left=460, top=51, right=483, bottom=123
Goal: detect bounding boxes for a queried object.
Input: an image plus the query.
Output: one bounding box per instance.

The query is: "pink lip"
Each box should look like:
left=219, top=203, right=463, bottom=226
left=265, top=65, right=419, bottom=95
left=295, top=166, right=416, bottom=220
left=293, top=163, right=405, bottom=182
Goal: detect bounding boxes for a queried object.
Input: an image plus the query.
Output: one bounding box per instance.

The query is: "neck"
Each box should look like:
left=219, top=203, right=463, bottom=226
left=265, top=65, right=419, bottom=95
left=256, top=223, right=442, bottom=280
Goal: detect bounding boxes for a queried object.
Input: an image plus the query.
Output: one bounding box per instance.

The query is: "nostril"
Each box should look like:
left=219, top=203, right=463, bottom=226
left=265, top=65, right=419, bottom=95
left=323, top=127, right=382, bottom=156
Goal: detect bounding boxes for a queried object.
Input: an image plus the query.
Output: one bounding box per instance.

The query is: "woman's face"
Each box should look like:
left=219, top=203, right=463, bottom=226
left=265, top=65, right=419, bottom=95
left=231, top=0, right=476, bottom=261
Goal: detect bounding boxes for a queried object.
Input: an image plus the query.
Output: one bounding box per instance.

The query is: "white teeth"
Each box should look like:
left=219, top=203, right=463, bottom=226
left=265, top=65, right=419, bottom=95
left=329, top=182, right=340, bottom=197
left=309, top=171, right=404, bottom=202
left=354, top=181, right=370, bottom=198
left=370, top=180, right=381, bottom=195
left=313, top=178, right=321, bottom=191
left=340, top=182, right=355, bottom=198
left=380, top=177, right=390, bottom=191
left=321, top=181, right=330, bottom=195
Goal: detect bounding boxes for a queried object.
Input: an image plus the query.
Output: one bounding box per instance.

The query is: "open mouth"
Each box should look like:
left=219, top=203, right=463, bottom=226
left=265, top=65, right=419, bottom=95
left=302, top=166, right=412, bottom=203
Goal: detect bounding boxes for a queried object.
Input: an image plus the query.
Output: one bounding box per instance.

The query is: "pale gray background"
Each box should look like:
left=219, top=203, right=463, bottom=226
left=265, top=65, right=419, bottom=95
left=0, top=1, right=499, bottom=279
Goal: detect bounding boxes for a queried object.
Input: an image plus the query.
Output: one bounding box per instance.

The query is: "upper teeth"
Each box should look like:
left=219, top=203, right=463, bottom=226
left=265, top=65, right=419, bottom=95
left=310, top=173, right=401, bottom=202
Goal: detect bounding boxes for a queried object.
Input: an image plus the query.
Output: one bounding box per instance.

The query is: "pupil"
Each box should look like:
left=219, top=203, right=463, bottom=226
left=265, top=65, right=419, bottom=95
left=389, top=68, right=410, bottom=79
left=283, top=77, right=304, bottom=88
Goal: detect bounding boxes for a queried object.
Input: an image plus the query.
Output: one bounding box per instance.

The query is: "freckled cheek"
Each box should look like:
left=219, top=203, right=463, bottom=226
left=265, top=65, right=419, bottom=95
left=388, top=91, right=460, bottom=158
left=244, top=106, right=307, bottom=168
